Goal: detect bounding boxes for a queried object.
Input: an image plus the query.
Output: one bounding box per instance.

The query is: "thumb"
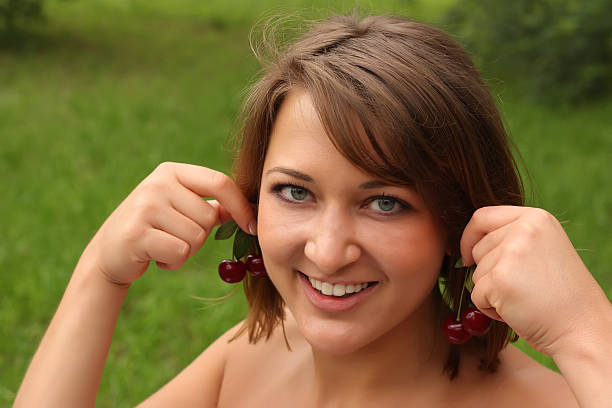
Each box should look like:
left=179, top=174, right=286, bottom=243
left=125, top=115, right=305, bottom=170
left=208, top=200, right=257, bottom=234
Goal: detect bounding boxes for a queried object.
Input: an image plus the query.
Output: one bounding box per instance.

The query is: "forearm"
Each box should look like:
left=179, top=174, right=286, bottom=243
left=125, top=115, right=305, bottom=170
left=553, top=296, right=612, bottom=408
left=14, top=254, right=129, bottom=407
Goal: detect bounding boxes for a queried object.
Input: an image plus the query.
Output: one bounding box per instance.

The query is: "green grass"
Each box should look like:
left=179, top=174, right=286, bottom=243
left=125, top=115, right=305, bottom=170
left=1, top=0, right=610, bottom=406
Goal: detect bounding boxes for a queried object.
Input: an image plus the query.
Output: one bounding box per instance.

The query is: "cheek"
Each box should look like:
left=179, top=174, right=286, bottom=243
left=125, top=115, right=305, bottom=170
left=256, top=195, right=305, bottom=273
left=366, top=219, right=447, bottom=280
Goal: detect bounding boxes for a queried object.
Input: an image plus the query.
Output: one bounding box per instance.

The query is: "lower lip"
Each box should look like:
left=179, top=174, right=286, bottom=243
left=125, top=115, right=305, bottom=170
left=298, top=272, right=377, bottom=313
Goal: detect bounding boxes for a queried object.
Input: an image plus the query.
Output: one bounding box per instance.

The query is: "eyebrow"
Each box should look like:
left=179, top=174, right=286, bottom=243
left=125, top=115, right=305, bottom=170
left=266, top=167, right=313, bottom=182
left=265, top=166, right=393, bottom=189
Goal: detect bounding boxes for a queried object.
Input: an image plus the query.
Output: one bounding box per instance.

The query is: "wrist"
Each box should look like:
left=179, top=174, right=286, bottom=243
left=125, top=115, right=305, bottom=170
left=552, top=294, right=612, bottom=364
left=551, top=298, right=612, bottom=408
left=75, top=248, right=132, bottom=291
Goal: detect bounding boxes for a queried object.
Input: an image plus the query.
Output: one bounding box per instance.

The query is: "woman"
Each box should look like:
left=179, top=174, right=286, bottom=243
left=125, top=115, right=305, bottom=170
left=14, top=14, right=612, bottom=407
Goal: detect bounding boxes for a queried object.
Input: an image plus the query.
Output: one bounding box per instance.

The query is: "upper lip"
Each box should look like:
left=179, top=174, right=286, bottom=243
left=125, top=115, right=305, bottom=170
left=298, top=271, right=377, bottom=285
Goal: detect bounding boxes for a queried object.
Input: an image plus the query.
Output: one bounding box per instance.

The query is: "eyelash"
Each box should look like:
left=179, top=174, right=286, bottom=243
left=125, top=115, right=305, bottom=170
left=271, top=183, right=411, bottom=216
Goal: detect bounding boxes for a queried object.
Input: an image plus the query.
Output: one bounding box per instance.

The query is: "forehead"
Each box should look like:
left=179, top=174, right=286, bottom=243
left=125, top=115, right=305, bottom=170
left=264, top=89, right=372, bottom=181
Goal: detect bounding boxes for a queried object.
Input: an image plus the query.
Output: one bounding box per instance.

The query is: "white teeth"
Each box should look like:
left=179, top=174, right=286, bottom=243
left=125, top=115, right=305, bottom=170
left=306, top=275, right=371, bottom=297
left=332, top=284, right=345, bottom=296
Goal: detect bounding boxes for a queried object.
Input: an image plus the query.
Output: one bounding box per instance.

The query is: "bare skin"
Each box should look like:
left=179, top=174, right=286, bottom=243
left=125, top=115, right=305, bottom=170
left=139, top=308, right=578, bottom=408
left=218, top=313, right=579, bottom=408
left=13, top=90, right=612, bottom=407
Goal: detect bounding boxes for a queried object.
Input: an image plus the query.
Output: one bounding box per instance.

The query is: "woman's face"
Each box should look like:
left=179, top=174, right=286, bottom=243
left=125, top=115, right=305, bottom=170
left=257, top=89, right=448, bottom=354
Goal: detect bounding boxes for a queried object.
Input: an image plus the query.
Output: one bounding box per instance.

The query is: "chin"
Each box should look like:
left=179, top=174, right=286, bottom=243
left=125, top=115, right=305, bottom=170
left=297, top=315, right=376, bottom=355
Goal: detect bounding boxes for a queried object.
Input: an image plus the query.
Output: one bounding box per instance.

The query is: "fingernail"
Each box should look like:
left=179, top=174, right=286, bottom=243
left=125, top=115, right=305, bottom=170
left=248, top=221, right=257, bottom=236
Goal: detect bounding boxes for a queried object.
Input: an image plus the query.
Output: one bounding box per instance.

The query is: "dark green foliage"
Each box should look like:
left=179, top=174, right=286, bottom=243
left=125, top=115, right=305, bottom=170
left=444, top=0, right=612, bottom=103
left=0, top=0, right=44, bottom=32
left=215, top=220, right=239, bottom=240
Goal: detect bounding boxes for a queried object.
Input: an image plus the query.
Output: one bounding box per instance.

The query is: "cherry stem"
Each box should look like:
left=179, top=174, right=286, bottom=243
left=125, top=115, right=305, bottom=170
left=456, top=277, right=466, bottom=321
left=455, top=265, right=475, bottom=321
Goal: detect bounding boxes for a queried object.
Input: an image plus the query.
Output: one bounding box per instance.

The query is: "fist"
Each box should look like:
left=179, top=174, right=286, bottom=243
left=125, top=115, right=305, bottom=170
left=81, top=162, right=254, bottom=285
left=460, top=206, right=607, bottom=358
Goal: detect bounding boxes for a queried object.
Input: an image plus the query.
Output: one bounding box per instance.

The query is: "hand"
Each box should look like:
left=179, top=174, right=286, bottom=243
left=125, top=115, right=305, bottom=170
left=81, top=162, right=255, bottom=286
left=460, top=206, right=608, bottom=358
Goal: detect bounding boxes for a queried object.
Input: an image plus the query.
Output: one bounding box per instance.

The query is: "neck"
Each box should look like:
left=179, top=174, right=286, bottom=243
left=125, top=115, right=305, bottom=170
left=308, top=294, right=451, bottom=404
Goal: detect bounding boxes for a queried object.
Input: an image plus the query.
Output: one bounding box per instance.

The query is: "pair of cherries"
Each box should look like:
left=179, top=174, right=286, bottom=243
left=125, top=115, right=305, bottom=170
left=441, top=260, right=491, bottom=344
left=218, top=254, right=267, bottom=283
left=215, top=220, right=267, bottom=284
left=442, top=307, right=491, bottom=344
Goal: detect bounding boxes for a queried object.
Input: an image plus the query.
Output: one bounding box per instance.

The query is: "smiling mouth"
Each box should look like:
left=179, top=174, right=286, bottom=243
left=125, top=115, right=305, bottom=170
left=300, top=272, right=378, bottom=298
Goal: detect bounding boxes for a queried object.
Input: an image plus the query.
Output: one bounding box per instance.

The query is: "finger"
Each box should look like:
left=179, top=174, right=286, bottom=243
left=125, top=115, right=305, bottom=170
left=170, top=163, right=255, bottom=235
left=471, top=221, right=514, bottom=265
left=471, top=244, right=502, bottom=285
left=460, top=206, right=524, bottom=266
left=469, top=273, right=505, bottom=322
left=151, top=207, right=207, bottom=258
left=205, top=200, right=236, bottom=227
left=168, top=183, right=222, bottom=232
left=141, top=228, right=190, bottom=269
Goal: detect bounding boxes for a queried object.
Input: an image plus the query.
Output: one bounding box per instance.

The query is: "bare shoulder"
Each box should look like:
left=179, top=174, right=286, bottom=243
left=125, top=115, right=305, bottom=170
left=493, top=345, right=579, bottom=407
left=218, top=310, right=312, bottom=407
left=136, top=321, right=244, bottom=407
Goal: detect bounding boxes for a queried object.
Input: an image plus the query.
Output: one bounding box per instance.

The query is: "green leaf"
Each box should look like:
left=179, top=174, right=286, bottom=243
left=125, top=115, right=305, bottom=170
left=464, top=266, right=476, bottom=292
left=215, top=220, right=238, bottom=240
left=437, top=276, right=455, bottom=310
left=454, top=258, right=464, bottom=268
left=233, top=229, right=254, bottom=260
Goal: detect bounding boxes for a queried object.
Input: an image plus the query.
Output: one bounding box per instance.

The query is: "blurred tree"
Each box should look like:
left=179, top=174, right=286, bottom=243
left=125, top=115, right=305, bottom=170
left=444, top=0, right=612, bottom=103
left=1, top=0, right=44, bottom=34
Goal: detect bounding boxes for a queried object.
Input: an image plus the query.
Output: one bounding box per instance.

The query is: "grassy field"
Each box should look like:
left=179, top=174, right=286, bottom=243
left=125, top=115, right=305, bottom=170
left=1, top=0, right=610, bottom=406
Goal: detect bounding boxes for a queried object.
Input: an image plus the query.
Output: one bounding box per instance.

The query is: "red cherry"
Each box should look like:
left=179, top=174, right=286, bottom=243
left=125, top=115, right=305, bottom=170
left=218, top=259, right=247, bottom=283
left=245, top=254, right=267, bottom=277
left=461, top=307, right=491, bottom=336
left=442, top=316, right=472, bottom=344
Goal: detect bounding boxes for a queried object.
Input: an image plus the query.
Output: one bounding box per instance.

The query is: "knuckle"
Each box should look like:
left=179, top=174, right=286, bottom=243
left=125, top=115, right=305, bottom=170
left=139, top=179, right=164, bottom=195
left=154, top=161, right=176, bottom=173
left=529, top=208, right=555, bottom=226
left=470, top=277, right=489, bottom=307
left=172, top=242, right=190, bottom=263
left=471, top=242, right=484, bottom=263
left=472, top=206, right=490, bottom=225
left=487, top=265, right=512, bottom=294
left=486, top=265, right=506, bottom=288
left=502, top=238, right=528, bottom=258
left=200, top=207, right=218, bottom=229
left=209, top=170, right=231, bottom=191
left=122, top=219, right=144, bottom=243
left=192, top=226, right=207, bottom=243
left=516, top=220, right=538, bottom=239
left=132, top=194, right=159, bottom=215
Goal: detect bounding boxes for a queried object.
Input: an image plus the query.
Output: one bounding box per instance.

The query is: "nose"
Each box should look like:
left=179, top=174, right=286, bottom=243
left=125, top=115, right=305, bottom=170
left=303, top=206, right=362, bottom=274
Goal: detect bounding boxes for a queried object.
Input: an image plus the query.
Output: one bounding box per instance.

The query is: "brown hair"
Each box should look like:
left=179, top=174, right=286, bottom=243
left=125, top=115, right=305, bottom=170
left=231, top=13, right=522, bottom=379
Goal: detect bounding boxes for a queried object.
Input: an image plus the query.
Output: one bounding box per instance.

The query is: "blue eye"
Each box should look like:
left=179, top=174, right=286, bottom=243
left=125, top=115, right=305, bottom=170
left=276, top=185, right=311, bottom=202
left=288, top=186, right=308, bottom=201
left=366, top=195, right=408, bottom=215
left=374, top=197, right=397, bottom=211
